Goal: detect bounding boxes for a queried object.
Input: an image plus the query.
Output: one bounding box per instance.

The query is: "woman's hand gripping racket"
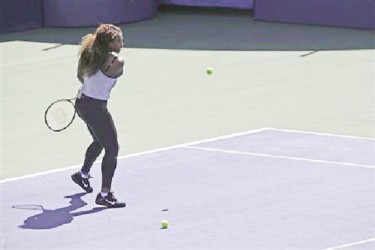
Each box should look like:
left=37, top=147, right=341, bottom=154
left=44, top=97, right=77, bottom=132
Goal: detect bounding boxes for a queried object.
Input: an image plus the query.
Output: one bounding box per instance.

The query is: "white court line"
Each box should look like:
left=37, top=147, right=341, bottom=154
left=325, top=237, right=375, bottom=250
left=0, top=128, right=269, bottom=184
left=266, top=127, right=375, bottom=141
left=2, top=127, right=374, bottom=184
left=185, top=146, right=375, bottom=169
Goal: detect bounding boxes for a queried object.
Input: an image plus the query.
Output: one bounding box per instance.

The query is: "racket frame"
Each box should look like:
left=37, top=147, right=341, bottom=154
left=44, top=98, right=77, bottom=132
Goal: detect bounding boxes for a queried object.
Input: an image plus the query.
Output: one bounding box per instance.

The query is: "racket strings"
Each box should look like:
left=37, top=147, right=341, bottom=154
left=45, top=99, right=76, bottom=132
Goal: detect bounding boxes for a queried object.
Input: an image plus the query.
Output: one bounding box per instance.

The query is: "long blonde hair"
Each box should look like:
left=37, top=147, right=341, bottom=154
left=78, top=24, right=122, bottom=77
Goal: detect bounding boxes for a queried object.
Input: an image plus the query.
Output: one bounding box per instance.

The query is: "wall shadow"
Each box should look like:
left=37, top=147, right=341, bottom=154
left=0, top=7, right=374, bottom=51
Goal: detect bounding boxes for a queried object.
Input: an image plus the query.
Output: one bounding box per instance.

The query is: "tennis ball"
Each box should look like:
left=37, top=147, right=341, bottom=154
left=161, top=220, right=169, bottom=229
left=206, top=67, right=213, bottom=75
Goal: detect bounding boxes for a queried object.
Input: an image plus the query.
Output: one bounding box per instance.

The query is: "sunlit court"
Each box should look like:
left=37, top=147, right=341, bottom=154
left=1, top=0, right=375, bottom=249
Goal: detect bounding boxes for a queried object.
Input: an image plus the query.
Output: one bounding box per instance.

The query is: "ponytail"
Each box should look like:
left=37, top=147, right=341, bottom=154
left=78, top=33, right=99, bottom=77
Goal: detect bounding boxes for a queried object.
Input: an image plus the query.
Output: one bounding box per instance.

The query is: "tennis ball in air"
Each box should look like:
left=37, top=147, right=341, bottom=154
left=161, top=220, right=169, bottom=229
left=206, top=67, right=213, bottom=75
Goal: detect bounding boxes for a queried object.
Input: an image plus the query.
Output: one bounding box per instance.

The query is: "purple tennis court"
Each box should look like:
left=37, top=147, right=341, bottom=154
left=1, top=128, right=374, bottom=249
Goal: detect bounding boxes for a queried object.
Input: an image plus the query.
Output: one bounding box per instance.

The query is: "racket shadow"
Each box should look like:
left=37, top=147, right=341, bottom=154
left=14, top=192, right=107, bottom=230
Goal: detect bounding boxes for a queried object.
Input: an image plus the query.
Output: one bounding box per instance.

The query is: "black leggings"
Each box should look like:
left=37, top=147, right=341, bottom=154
left=75, top=96, right=119, bottom=190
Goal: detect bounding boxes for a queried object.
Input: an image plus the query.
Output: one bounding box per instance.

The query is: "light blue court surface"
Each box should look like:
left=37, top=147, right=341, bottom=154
left=1, top=128, right=375, bottom=250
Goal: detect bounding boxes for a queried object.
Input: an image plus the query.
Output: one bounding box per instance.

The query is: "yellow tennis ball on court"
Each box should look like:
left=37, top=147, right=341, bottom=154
left=206, top=67, right=213, bottom=75
left=161, top=220, right=169, bottom=229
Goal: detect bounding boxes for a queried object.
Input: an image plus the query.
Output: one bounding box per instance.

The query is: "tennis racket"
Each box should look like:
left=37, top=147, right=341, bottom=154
left=44, top=98, right=77, bottom=132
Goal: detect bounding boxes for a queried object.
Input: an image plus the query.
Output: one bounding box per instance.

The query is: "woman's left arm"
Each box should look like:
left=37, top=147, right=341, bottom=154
left=106, top=56, right=124, bottom=78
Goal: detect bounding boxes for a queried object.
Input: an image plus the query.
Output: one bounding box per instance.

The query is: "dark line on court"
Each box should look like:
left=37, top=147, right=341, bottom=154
left=300, top=50, right=319, bottom=57
left=43, top=44, right=64, bottom=51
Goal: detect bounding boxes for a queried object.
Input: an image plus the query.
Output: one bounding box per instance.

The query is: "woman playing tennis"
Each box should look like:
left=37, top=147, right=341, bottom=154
left=71, top=24, right=125, bottom=208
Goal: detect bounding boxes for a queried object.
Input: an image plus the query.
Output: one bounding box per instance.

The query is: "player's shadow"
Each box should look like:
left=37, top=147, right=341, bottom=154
left=14, top=192, right=107, bottom=230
